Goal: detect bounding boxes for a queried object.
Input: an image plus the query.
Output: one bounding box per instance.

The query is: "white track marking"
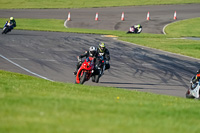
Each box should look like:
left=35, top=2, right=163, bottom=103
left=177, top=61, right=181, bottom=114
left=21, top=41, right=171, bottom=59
left=9, top=58, right=29, bottom=60
left=0, top=54, right=54, bottom=82
left=64, top=19, right=68, bottom=28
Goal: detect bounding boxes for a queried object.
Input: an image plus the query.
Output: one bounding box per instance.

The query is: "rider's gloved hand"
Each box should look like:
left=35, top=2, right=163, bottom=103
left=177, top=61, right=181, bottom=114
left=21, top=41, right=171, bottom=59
left=192, top=83, right=196, bottom=88
left=77, top=56, right=81, bottom=62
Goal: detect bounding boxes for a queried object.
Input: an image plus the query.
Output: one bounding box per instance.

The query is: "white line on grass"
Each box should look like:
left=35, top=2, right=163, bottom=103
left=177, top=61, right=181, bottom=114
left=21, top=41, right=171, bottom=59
left=64, top=19, right=68, bottom=28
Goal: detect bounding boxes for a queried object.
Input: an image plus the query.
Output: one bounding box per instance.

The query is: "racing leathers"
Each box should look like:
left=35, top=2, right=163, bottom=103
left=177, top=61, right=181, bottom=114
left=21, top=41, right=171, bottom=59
left=97, top=48, right=110, bottom=70
left=134, top=24, right=142, bottom=33
left=192, top=72, right=200, bottom=84
left=5, top=19, right=16, bottom=31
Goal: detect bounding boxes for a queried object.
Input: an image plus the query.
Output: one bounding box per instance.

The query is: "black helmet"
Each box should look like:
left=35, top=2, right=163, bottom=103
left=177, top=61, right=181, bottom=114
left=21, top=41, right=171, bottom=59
left=89, top=46, right=97, bottom=56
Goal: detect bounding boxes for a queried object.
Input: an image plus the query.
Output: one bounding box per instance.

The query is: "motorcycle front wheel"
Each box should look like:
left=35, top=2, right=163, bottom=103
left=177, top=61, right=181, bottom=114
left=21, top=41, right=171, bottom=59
left=94, top=70, right=101, bottom=83
left=185, top=90, right=195, bottom=99
left=80, top=72, right=87, bottom=84
left=94, top=75, right=100, bottom=83
left=2, top=27, right=6, bottom=34
left=2, top=27, right=9, bottom=34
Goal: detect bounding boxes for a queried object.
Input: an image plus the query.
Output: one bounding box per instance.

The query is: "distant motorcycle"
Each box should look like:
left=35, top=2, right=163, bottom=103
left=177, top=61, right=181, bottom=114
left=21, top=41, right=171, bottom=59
left=186, top=76, right=200, bottom=99
left=75, top=57, right=95, bottom=84
left=92, top=56, right=105, bottom=83
left=2, top=21, right=13, bottom=34
left=127, top=25, right=142, bottom=34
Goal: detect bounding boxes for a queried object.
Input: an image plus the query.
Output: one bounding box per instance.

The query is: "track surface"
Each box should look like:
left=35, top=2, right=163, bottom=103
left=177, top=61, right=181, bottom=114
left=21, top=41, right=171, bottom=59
left=1, top=4, right=200, bottom=97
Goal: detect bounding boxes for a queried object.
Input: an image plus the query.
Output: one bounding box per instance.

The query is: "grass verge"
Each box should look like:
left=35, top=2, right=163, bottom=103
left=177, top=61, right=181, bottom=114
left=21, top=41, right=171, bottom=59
left=1, top=70, right=200, bottom=133
left=165, top=17, right=200, bottom=37
left=0, top=0, right=200, bottom=9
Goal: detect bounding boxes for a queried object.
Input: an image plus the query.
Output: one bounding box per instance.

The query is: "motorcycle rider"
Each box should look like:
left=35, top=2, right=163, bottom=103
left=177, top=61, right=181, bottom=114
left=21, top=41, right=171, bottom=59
left=134, top=24, right=142, bottom=33
left=73, top=46, right=98, bottom=75
left=97, top=42, right=110, bottom=70
left=5, top=17, right=17, bottom=31
left=127, top=24, right=142, bottom=33
left=191, top=69, right=200, bottom=84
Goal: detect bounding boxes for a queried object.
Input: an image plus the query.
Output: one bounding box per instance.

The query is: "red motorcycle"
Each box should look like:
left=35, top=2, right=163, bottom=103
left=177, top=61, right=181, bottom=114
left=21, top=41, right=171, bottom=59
left=75, top=57, right=95, bottom=84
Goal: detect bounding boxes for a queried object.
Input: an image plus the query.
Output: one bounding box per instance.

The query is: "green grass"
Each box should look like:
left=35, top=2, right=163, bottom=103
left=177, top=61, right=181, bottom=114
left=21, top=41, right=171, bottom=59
left=0, top=0, right=199, bottom=9
left=1, top=70, right=200, bottom=133
left=121, top=37, right=200, bottom=58
left=165, top=17, right=200, bottom=37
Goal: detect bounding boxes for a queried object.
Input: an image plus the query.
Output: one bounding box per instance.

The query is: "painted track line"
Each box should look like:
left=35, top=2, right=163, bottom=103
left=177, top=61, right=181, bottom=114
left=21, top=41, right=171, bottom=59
left=64, top=19, right=68, bottom=28
left=0, top=54, right=53, bottom=82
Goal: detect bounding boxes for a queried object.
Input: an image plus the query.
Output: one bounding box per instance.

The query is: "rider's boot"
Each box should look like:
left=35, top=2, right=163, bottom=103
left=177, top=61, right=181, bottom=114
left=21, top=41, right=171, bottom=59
left=73, top=71, right=77, bottom=75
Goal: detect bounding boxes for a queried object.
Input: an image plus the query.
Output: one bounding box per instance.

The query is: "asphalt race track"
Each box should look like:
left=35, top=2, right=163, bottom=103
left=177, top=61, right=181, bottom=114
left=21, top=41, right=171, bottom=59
left=0, top=4, right=200, bottom=97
